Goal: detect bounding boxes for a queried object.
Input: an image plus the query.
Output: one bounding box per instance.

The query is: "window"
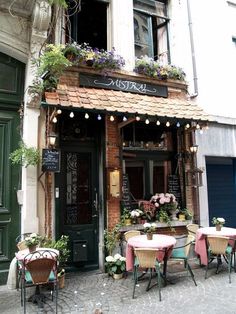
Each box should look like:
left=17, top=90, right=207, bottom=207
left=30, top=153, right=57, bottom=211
left=133, top=0, right=169, bottom=63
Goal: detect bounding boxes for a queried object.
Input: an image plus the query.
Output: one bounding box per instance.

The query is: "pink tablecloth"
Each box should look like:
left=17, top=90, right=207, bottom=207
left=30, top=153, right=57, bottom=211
left=126, top=234, right=176, bottom=271
left=195, top=227, right=236, bottom=265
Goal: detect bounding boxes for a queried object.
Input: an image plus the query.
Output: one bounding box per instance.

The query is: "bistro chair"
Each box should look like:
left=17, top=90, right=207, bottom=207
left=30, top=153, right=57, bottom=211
left=124, top=230, right=141, bottom=242
left=20, top=249, right=58, bottom=314
left=132, top=248, right=162, bottom=301
left=205, top=235, right=234, bottom=283
left=186, top=224, right=200, bottom=241
left=168, top=235, right=197, bottom=286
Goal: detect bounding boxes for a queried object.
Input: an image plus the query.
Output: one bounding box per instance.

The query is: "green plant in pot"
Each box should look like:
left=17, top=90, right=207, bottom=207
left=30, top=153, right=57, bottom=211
left=121, top=208, right=132, bottom=226
left=9, top=141, right=40, bottom=168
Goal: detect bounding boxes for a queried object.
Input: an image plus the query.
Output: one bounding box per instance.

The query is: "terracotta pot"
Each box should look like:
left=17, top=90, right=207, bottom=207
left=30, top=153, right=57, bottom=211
left=28, top=245, right=37, bottom=253
left=113, top=273, right=123, bottom=280
left=146, top=233, right=153, bottom=240
left=58, top=273, right=65, bottom=289
left=216, top=224, right=222, bottom=231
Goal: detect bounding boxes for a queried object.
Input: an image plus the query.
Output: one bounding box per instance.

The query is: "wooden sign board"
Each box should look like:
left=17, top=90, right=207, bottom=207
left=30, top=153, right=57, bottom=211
left=42, top=149, right=60, bottom=172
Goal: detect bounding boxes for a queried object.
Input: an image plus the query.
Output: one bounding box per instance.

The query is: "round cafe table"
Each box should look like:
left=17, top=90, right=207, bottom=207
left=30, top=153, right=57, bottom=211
left=15, top=247, right=59, bottom=261
left=195, top=227, right=236, bottom=265
left=126, top=234, right=176, bottom=272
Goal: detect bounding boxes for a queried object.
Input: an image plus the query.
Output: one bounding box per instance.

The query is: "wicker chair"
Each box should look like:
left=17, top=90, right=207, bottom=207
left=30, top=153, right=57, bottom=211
left=186, top=224, right=200, bottom=240
left=20, top=249, right=58, bottom=313
left=124, top=230, right=141, bottom=241
left=205, top=235, right=234, bottom=283
left=132, top=248, right=162, bottom=301
left=168, top=235, right=197, bottom=286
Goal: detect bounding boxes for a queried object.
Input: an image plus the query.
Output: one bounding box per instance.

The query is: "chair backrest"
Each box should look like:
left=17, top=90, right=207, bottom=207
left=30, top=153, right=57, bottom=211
left=184, top=235, right=195, bottom=257
left=186, top=224, right=200, bottom=238
left=134, top=248, right=158, bottom=268
left=172, top=235, right=195, bottom=258
left=124, top=230, right=141, bottom=241
left=16, top=233, right=33, bottom=251
left=23, top=249, right=58, bottom=285
left=206, top=235, right=229, bottom=255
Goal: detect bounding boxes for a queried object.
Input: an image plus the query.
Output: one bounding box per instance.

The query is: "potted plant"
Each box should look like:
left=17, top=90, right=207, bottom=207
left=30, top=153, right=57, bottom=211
left=104, top=225, right=121, bottom=256
left=177, top=208, right=193, bottom=221
left=41, top=235, right=70, bottom=288
left=24, top=233, right=42, bottom=252
left=143, top=222, right=158, bottom=240
left=212, top=217, right=225, bottom=231
left=130, top=209, right=143, bottom=224
left=121, top=208, right=132, bottom=226
left=9, top=141, right=40, bottom=168
left=105, top=253, right=126, bottom=279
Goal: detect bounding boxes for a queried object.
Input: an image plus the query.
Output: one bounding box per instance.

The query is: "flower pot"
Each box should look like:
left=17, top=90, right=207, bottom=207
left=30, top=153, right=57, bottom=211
left=146, top=233, right=153, bottom=240
left=113, top=273, right=123, bottom=280
left=28, top=245, right=37, bottom=253
left=58, top=273, right=65, bottom=289
left=216, top=224, right=222, bottom=231
left=178, top=214, right=186, bottom=221
left=124, top=218, right=132, bottom=226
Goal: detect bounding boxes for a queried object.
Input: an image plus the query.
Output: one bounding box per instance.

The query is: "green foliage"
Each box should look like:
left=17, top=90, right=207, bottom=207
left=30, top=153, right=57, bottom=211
left=178, top=208, right=193, bottom=220
left=41, top=235, right=70, bottom=267
left=104, top=225, right=121, bottom=256
left=105, top=254, right=126, bottom=275
left=47, top=0, right=68, bottom=8
left=24, top=233, right=42, bottom=247
left=9, top=141, right=40, bottom=167
left=37, top=44, right=72, bottom=91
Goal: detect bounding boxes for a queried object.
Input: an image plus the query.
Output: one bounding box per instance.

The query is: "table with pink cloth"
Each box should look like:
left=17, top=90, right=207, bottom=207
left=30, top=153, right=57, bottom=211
left=126, top=234, right=177, bottom=272
left=195, top=227, right=236, bottom=265
left=15, top=247, right=59, bottom=261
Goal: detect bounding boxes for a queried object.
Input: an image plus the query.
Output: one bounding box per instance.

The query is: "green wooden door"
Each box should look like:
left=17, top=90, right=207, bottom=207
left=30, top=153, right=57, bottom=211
left=0, top=52, right=24, bottom=284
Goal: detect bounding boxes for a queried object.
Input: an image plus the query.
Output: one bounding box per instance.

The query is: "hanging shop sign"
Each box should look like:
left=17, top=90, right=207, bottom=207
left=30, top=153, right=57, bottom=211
left=42, top=149, right=60, bottom=172
left=80, top=73, right=168, bottom=97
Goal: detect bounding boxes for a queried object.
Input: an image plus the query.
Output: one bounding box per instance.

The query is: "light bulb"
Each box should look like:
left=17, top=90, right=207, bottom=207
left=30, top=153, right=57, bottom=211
left=136, top=116, right=140, bottom=121
left=69, top=111, right=74, bottom=118
left=85, top=113, right=89, bottom=119
left=97, top=114, right=102, bottom=121
left=156, top=120, right=160, bottom=126
left=176, top=122, right=180, bottom=127
left=145, top=118, right=149, bottom=124
left=123, top=116, right=127, bottom=122
left=185, top=123, right=190, bottom=129
left=166, top=121, right=170, bottom=127
left=52, top=116, right=57, bottom=123
left=57, top=109, right=62, bottom=114
left=110, top=115, right=114, bottom=122
left=196, top=123, right=200, bottom=129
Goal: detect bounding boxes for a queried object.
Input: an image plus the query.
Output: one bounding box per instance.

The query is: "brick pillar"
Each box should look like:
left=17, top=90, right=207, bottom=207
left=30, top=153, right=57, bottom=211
left=105, top=116, right=122, bottom=229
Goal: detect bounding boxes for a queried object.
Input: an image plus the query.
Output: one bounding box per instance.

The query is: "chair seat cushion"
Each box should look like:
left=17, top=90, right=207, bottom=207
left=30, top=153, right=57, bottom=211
left=171, top=247, right=186, bottom=259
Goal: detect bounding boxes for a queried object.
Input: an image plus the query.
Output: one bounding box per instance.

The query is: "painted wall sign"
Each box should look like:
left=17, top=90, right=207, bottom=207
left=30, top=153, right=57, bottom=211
left=80, top=73, right=168, bottom=97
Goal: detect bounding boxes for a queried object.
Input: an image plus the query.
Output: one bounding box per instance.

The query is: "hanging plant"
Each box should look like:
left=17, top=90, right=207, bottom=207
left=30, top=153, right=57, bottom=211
left=9, top=141, right=41, bottom=167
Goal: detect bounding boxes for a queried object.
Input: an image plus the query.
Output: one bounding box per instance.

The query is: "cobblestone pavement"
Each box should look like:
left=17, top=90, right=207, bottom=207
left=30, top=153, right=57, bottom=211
left=1, top=259, right=236, bottom=314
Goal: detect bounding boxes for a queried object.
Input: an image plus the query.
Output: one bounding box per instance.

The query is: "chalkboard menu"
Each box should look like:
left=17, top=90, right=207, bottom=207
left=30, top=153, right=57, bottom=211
left=168, top=174, right=182, bottom=207
left=122, top=174, right=133, bottom=210
left=42, top=149, right=60, bottom=172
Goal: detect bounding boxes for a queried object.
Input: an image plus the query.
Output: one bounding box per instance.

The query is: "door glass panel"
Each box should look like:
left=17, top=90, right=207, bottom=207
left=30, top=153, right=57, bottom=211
left=65, top=152, right=92, bottom=225
left=126, top=162, right=144, bottom=199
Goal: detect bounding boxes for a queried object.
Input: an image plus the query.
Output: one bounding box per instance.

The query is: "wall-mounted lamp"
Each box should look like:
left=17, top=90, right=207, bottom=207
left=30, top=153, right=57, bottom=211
left=189, top=144, right=198, bottom=154
left=48, top=132, right=57, bottom=147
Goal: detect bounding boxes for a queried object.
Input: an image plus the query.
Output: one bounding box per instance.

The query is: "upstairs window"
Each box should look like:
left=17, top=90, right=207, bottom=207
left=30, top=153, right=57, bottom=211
left=133, top=0, right=169, bottom=63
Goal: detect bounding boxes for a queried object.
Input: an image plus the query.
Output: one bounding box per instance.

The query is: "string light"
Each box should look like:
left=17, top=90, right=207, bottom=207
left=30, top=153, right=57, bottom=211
left=145, top=118, right=150, bottom=125
left=85, top=113, right=89, bottom=119
left=166, top=121, right=170, bottom=127
left=57, top=109, right=62, bottom=114
left=176, top=121, right=180, bottom=127
left=196, top=122, right=200, bottom=129
left=97, top=114, right=102, bottom=121
left=52, top=116, right=57, bottom=123
left=69, top=111, right=74, bottom=118
left=185, top=123, right=190, bottom=129
left=136, top=115, right=140, bottom=121
left=110, top=115, right=114, bottom=122
left=156, top=120, right=160, bottom=126
left=123, top=116, right=127, bottom=122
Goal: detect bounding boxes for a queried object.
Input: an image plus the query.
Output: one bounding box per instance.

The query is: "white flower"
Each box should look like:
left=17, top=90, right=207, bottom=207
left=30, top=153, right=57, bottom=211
left=120, top=256, right=126, bottom=262
left=114, top=253, right=122, bottom=260
left=151, top=223, right=158, bottom=228
left=217, top=218, right=225, bottom=224
left=143, top=222, right=151, bottom=228
left=105, top=256, right=115, bottom=262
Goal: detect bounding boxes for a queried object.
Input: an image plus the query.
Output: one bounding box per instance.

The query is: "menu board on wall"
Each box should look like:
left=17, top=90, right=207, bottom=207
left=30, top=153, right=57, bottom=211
left=122, top=174, right=133, bottom=211
left=42, top=149, right=60, bottom=172
left=168, top=174, right=182, bottom=207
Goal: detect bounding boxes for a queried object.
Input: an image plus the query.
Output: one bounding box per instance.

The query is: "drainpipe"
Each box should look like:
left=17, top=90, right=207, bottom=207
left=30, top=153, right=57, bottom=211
left=187, top=0, right=198, bottom=98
